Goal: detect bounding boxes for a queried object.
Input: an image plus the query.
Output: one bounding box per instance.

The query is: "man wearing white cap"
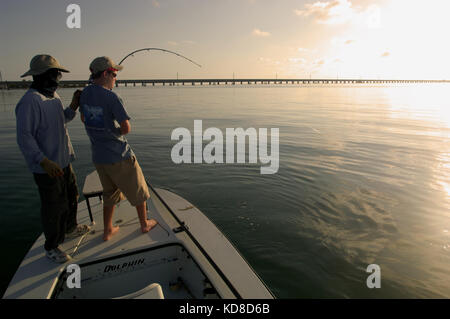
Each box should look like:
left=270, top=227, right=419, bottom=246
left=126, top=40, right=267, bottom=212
left=80, top=56, right=157, bottom=241
left=16, top=54, right=90, bottom=263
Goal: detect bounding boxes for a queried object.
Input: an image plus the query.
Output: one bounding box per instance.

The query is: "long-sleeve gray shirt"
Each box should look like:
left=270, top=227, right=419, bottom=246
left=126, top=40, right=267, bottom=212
left=16, top=89, right=76, bottom=174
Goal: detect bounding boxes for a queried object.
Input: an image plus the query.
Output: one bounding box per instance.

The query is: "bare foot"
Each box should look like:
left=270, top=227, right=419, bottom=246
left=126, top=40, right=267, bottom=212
left=103, top=226, right=119, bottom=241
left=142, top=219, right=158, bottom=233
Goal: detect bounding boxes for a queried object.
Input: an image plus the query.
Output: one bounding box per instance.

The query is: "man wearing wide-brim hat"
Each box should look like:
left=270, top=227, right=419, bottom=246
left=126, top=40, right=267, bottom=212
left=16, top=54, right=90, bottom=263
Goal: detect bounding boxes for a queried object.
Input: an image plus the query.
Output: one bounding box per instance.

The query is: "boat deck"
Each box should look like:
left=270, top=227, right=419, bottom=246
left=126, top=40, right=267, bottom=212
left=4, top=172, right=274, bottom=299
left=4, top=194, right=182, bottom=299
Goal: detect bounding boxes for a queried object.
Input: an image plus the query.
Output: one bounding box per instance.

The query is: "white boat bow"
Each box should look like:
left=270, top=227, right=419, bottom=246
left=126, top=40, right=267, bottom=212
left=3, top=171, right=274, bottom=299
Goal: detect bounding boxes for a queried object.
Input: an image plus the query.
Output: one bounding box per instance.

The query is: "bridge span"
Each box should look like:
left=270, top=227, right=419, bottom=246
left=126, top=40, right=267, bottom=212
left=2, top=78, right=449, bottom=89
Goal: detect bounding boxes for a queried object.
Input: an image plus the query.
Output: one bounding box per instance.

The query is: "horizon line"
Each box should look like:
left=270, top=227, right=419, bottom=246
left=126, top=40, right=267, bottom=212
left=3, top=78, right=450, bottom=82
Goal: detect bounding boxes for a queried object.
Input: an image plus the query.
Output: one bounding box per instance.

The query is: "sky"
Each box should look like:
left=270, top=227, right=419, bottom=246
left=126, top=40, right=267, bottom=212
left=1, top=0, right=450, bottom=81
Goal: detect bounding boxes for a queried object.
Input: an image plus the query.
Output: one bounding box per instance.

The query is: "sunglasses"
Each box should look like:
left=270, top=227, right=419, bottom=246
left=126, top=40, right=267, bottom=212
left=106, top=67, right=118, bottom=78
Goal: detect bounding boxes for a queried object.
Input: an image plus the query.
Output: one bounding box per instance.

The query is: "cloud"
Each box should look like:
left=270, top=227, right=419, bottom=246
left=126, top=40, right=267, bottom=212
left=297, top=47, right=317, bottom=54
left=288, top=57, right=307, bottom=64
left=294, top=0, right=380, bottom=28
left=331, top=37, right=354, bottom=46
left=258, top=57, right=280, bottom=66
left=294, top=0, right=355, bottom=25
left=252, top=28, right=271, bottom=37
left=152, top=0, right=160, bottom=8
left=313, top=59, right=326, bottom=68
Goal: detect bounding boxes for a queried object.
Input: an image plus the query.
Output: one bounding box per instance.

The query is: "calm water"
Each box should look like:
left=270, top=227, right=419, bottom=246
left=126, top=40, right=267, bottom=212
left=1, top=84, right=449, bottom=298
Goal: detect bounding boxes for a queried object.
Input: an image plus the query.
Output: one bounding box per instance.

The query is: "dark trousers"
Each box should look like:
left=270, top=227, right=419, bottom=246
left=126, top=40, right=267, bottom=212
left=33, top=164, right=79, bottom=251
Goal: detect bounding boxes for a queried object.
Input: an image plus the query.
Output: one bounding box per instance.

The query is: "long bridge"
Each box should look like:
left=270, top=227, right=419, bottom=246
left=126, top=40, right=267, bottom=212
left=1, top=78, right=449, bottom=89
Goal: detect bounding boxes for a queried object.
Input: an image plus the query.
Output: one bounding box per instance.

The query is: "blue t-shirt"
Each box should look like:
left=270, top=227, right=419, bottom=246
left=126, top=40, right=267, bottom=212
left=80, top=84, right=134, bottom=164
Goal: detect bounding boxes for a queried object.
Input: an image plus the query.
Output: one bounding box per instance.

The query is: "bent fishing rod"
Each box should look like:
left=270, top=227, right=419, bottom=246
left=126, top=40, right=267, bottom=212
left=118, top=48, right=202, bottom=68
left=85, top=48, right=201, bottom=84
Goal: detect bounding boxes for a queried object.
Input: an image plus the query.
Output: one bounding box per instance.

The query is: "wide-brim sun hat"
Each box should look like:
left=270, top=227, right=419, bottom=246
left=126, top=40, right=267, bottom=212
left=21, top=54, right=70, bottom=78
left=89, top=56, right=124, bottom=74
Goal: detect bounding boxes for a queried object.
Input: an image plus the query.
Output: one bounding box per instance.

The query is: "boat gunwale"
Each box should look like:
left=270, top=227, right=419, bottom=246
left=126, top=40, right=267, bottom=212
left=149, top=183, right=275, bottom=299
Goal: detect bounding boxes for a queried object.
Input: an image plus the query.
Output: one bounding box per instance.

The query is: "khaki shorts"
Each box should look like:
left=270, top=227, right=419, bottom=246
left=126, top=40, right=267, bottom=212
left=95, top=156, right=150, bottom=207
